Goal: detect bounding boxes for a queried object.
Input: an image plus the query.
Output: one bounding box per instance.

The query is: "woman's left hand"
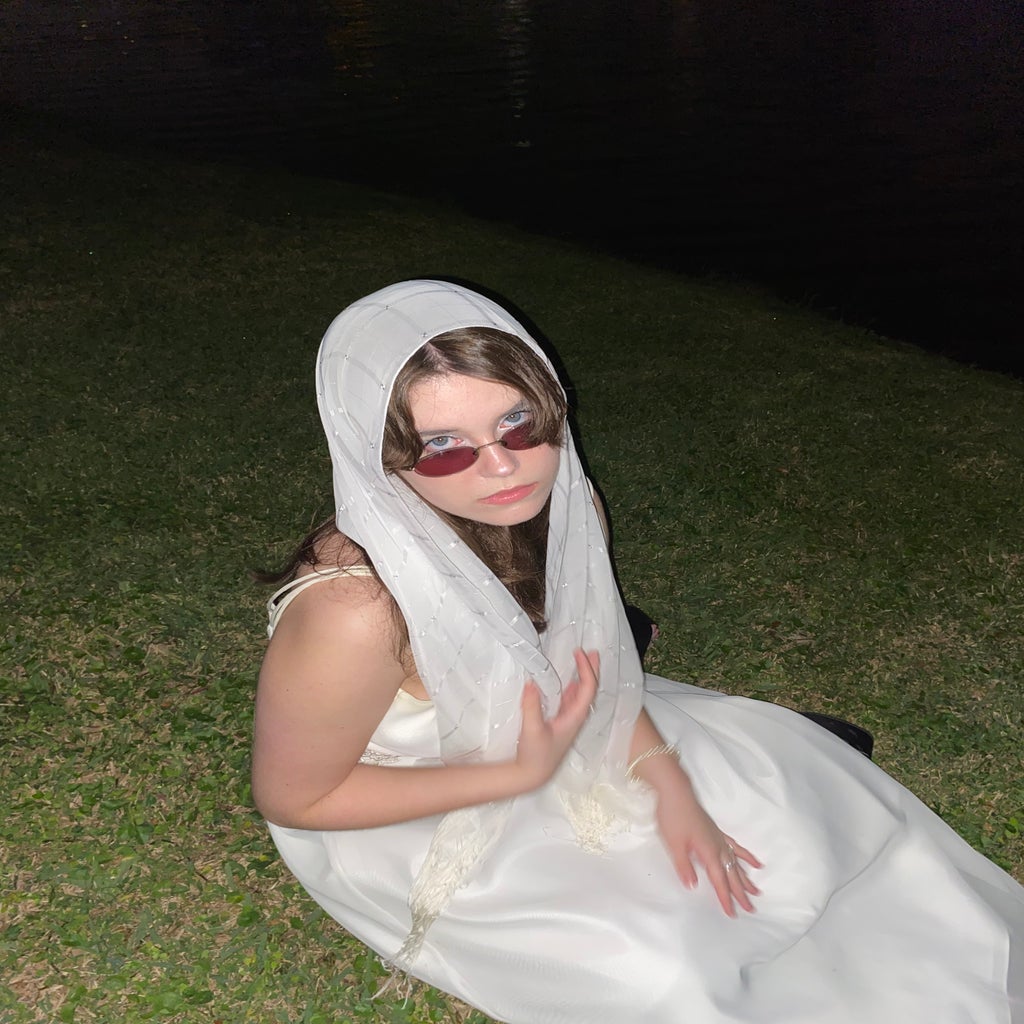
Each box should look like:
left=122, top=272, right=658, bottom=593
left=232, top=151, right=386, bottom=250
left=655, top=776, right=762, bottom=917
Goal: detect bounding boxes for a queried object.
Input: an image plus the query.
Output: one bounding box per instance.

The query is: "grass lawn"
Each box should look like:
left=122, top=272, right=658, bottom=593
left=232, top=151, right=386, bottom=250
left=2, top=127, right=1022, bottom=1023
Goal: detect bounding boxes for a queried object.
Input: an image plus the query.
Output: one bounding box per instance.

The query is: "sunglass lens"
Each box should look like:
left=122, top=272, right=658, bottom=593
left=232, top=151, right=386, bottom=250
left=502, top=423, right=537, bottom=451
left=413, top=448, right=477, bottom=477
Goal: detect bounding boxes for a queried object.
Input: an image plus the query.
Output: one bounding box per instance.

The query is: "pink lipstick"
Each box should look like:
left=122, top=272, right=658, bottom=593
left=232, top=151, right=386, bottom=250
left=479, top=482, right=538, bottom=505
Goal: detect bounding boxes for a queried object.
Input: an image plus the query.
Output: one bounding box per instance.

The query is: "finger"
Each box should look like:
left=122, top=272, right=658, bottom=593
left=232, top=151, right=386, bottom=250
left=672, top=852, right=698, bottom=891
left=572, top=649, right=599, bottom=703
left=573, top=648, right=598, bottom=684
left=553, top=676, right=581, bottom=714
left=725, top=847, right=761, bottom=896
left=727, top=864, right=757, bottom=913
left=724, top=836, right=763, bottom=870
left=739, top=865, right=761, bottom=898
left=546, top=686, right=589, bottom=747
left=520, top=680, right=544, bottom=726
left=708, top=861, right=737, bottom=917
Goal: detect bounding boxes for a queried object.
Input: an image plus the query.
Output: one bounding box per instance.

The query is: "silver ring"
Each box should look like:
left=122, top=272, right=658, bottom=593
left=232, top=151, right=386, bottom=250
left=723, top=859, right=735, bottom=872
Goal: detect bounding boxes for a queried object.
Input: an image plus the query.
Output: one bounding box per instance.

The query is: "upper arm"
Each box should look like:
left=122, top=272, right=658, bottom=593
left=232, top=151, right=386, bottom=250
left=251, top=578, right=406, bottom=825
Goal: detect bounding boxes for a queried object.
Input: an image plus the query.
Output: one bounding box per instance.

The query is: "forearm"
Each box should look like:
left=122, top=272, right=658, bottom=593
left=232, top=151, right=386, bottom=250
left=629, top=708, right=697, bottom=800
left=263, top=757, right=531, bottom=831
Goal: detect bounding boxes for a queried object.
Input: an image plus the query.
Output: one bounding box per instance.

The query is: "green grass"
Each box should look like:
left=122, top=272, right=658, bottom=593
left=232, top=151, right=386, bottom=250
left=2, top=127, right=1022, bottom=1023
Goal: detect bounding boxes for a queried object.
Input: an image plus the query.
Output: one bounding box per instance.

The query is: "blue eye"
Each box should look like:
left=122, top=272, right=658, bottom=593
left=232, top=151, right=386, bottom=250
left=501, top=409, right=531, bottom=430
left=423, top=435, right=460, bottom=453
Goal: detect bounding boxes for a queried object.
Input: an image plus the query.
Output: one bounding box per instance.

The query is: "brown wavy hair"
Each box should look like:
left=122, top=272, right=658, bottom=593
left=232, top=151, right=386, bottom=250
left=259, top=328, right=568, bottom=658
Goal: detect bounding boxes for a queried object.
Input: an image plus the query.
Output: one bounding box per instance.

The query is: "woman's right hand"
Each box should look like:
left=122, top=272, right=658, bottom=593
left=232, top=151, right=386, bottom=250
left=515, top=649, right=599, bottom=792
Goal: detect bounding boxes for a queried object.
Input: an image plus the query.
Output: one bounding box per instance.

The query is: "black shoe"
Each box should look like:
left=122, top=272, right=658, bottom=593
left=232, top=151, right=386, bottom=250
left=798, top=711, right=874, bottom=759
left=624, top=604, right=658, bottom=660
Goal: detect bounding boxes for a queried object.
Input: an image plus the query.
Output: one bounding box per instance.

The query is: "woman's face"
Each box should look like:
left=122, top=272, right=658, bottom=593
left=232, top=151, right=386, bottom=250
left=396, top=373, right=561, bottom=527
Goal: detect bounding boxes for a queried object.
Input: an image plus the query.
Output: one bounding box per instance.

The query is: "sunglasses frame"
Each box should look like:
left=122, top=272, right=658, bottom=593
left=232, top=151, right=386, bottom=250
left=409, top=421, right=541, bottom=477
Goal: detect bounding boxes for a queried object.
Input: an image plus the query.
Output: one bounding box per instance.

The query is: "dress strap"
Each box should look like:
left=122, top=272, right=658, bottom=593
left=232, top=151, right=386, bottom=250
left=266, top=565, right=375, bottom=637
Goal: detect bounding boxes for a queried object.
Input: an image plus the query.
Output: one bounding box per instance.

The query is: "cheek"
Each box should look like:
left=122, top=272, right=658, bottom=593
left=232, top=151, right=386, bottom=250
left=396, top=471, right=451, bottom=508
left=530, top=444, right=562, bottom=482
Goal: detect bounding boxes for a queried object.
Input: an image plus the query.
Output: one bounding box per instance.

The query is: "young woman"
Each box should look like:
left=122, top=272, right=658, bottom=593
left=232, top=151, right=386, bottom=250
left=253, top=280, right=1023, bottom=1023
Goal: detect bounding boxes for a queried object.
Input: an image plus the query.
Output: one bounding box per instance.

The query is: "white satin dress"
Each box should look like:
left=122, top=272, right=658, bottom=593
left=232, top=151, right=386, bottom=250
left=266, top=570, right=1024, bottom=1024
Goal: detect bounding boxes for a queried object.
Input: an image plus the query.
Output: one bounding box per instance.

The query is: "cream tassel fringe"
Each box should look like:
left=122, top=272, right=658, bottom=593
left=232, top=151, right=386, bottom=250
left=382, top=800, right=514, bottom=981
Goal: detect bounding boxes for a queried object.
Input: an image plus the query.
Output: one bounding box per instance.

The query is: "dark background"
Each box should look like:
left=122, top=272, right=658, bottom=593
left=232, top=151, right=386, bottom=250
left=3, top=0, right=1021, bottom=375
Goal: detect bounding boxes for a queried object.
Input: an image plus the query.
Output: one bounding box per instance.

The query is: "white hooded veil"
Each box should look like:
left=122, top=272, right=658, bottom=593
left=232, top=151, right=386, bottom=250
left=315, top=280, right=644, bottom=967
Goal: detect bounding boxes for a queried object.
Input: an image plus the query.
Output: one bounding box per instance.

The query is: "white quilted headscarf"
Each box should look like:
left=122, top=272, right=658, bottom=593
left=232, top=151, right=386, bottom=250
left=316, top=280, right=644, bottom=967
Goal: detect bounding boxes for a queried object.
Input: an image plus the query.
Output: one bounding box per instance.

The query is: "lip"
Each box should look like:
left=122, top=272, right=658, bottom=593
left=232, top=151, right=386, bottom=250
left=479, top=482, right=539, bottom=505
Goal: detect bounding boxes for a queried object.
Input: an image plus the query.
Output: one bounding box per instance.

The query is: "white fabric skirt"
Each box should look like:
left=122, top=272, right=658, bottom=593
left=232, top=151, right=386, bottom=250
left=269, top=676, right=1024, bottom=1024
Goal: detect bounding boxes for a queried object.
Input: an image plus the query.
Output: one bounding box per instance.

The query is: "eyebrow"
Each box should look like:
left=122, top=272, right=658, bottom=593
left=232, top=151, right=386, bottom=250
left=415, top=401, right=529, bottom=439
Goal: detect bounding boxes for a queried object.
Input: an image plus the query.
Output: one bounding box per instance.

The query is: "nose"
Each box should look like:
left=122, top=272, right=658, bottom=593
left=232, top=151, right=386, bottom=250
left=476, top=438, right=518, bottom=477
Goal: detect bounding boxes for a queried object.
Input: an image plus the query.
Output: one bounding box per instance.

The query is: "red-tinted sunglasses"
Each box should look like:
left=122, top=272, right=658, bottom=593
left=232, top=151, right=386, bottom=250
left=410, top=422, right=542, bottom=477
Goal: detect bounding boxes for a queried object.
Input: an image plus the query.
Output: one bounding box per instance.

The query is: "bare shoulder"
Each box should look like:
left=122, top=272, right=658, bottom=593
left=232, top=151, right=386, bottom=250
left=263, top=565, right=399, bottom=683
left=275, top=523, right=391, bottom=644
left=260, top=526, right=406, bottom=703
